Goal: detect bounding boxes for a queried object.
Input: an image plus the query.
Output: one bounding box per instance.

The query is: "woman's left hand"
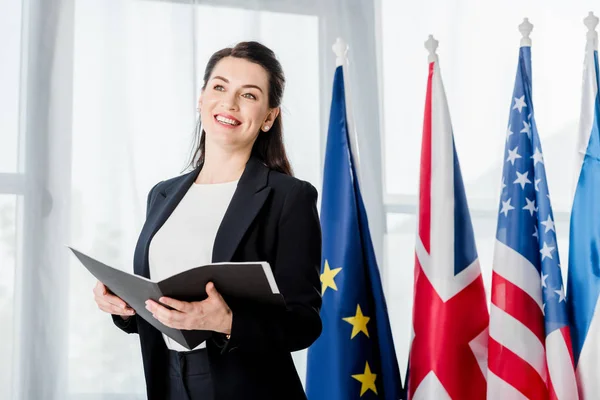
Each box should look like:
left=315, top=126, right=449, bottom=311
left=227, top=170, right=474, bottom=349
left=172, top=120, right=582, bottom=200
left=145, top=282, right=232, bottom=334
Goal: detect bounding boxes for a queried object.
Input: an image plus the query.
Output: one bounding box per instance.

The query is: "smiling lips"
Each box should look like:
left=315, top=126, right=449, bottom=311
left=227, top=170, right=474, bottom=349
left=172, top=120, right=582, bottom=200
left=215, top=114, right=241, bottom=127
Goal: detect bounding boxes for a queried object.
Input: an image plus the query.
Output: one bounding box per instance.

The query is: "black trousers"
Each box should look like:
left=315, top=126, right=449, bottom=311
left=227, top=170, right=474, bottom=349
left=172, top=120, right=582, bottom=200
left=167, top=348, right=214, bottom=400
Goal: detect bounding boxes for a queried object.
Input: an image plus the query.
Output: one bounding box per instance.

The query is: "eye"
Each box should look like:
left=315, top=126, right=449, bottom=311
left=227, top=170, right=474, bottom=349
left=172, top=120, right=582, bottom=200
left=242, top=93, right=257, bottom=100
left=213, top=84, right=225, bottom=91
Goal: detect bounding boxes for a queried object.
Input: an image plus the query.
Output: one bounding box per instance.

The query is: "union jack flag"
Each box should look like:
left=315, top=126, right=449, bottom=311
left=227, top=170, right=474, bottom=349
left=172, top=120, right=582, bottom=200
left=487, top=36, right=579, bottom=400
left=407, top=36, right=489, bottom=399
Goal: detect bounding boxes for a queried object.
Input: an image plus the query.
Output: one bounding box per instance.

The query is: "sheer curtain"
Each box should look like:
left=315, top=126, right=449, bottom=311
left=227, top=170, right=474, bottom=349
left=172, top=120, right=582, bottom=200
left=0, top=0, right=23, bottom=397
left=1, top=0, right=381, bottom=398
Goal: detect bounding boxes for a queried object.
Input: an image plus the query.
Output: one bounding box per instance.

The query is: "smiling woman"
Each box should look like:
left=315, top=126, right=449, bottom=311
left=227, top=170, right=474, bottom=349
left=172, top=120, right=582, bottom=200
left=93, top=41, right=322, bottom=400
left=188, top=42, right=292, bottom=178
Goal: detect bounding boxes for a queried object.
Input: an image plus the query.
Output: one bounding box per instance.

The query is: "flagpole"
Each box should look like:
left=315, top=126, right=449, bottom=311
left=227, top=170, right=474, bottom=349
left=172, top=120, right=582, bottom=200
left=332, top=38, right=362, bottom=184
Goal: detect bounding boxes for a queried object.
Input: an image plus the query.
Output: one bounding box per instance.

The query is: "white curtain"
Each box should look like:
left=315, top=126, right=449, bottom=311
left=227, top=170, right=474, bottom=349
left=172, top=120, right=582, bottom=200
left=0, top=0, right=381, bottom=398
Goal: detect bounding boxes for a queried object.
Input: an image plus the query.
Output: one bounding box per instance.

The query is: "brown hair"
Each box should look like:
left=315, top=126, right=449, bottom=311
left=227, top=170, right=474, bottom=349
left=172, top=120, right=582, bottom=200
left=186, top=41, right=293, bottom=176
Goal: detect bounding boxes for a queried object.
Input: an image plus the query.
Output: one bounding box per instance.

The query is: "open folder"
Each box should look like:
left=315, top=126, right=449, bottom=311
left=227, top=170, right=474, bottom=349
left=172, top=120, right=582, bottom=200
left=68, top=247, right=285, bottom=350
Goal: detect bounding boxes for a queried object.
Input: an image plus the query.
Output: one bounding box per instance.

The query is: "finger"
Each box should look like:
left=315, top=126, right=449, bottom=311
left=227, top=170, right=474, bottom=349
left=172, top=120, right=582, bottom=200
left=93, top=281, right=107, bottom=296
left=104, top=293, right=128, bottom=310
left=146, top=300, right=172, bottom=316
left=93, top=281, right=125, bottom=308
left=146, top=300, right=182, bottom=320
left=110, top=305, right=135, bottom=316
left=158, top=297, right=190, bottom=312
left=146, top=300, right=183, bottom=324
left=206, top=282, right=221, bottom=299
left=98, top=299, right=135, bottom=315
left=152, top=313, right=180, bottom=329
left=97, top=298, right=130, bottom=314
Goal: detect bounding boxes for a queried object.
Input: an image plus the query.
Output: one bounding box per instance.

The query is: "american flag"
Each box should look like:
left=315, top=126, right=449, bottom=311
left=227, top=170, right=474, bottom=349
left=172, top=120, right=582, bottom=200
left=408, top=36, right=489, bottom=400
left=487, top=43, right=579, bottom=399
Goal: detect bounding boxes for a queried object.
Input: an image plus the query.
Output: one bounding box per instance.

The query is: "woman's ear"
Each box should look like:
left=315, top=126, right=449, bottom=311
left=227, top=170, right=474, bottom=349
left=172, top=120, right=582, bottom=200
left=262, top=107, right=280, bottom=132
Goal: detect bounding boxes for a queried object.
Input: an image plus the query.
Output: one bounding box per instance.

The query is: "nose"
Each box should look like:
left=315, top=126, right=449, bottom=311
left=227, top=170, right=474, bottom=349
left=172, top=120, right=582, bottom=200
left=221, top=92, right=239, bottom=111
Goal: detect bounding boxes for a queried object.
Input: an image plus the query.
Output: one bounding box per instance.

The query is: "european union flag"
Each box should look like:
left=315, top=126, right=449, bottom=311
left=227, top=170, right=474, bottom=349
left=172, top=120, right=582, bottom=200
left=305, top=64, right=403, bottom=400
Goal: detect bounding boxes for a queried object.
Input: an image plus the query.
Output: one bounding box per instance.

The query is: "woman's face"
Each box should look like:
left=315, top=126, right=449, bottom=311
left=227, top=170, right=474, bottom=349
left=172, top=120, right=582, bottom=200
left=199, top=56, right=278, bottom=154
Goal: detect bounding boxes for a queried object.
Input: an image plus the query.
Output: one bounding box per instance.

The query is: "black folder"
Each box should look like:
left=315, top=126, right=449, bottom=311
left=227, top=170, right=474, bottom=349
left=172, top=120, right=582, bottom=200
left=68, top=247, right=285, bottom=350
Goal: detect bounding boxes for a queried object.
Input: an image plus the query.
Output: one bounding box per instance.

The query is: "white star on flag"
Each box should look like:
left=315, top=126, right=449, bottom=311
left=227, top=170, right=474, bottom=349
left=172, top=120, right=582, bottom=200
left=506, top=147, right=522, bottom=165
left=541, top=273, right=549, bottom=288
left=531, top=148, right=544, bottom=165
left=554, top=286, right=566, bottom=303
left=500, top=198, right=515, bottom=217
left=514, top=170, right=532, bottom=189
left=541, top=215, right=555, bottom=233
left=513, top=95, right=527, bottom=113
left=523, top=198, right=537, bottom=216
left=520, top=120, right=532, bottom=139
left=534, top=178, right=541, bottom=192
left=533, top=225, right=539, bottom=240
left=540, top=241, right=555, bottom=261
left=506, top=124, right=514, bottom=142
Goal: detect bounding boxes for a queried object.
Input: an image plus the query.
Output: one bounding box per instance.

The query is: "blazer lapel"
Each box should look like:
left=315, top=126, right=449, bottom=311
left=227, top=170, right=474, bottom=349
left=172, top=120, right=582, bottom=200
left=212, top=156, right=271, bottom=263
left=139, top=168, right=200, bottom=278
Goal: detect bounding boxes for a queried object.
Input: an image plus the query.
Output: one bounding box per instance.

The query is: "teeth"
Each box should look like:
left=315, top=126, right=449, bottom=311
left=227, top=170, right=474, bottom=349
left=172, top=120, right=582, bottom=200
left=216, top=115, right=239, bottom=126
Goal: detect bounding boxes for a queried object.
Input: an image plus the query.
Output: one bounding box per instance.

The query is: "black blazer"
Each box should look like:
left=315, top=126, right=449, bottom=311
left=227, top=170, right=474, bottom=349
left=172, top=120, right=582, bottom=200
left=112, top=156, right=323, bottom=400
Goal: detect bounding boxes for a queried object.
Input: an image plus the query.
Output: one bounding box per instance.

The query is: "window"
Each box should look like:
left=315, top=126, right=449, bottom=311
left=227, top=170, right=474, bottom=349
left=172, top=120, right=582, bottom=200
left=0, top=2, right=23, bottom=173
left=0, top=1, right=23, bottom=397
left=0, top=195, right=18, bottom=398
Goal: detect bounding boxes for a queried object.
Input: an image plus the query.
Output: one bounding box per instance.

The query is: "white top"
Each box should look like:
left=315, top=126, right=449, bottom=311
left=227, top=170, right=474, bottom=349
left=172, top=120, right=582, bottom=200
left=148, top=179, right=238, bottom=352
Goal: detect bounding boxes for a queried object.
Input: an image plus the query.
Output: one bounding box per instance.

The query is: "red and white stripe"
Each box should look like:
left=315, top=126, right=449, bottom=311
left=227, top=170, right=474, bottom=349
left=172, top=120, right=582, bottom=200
left=488, top=241, right=578, bottom=399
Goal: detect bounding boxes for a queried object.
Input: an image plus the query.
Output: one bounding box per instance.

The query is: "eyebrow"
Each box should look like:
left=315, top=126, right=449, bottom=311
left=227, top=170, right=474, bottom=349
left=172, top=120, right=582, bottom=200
left=211, top=76, right=264, bottom=93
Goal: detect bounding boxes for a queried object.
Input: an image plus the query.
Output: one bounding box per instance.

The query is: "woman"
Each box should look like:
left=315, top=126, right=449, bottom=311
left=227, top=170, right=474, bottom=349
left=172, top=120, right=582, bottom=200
left=92, top=41, right=322, bottom=400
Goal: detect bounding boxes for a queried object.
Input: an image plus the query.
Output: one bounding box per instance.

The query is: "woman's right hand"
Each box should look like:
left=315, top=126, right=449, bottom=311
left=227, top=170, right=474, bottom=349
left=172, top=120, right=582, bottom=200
left=93, top=281, right=136, bottom=319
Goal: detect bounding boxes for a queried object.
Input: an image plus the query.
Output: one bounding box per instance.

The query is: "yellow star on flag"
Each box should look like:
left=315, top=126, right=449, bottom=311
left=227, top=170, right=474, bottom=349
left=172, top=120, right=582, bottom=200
left=352, top=361, right=378, bottom=396
left=342, top=304, right=370, bottom=339
left=320, top=259, right=342, bottom=295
